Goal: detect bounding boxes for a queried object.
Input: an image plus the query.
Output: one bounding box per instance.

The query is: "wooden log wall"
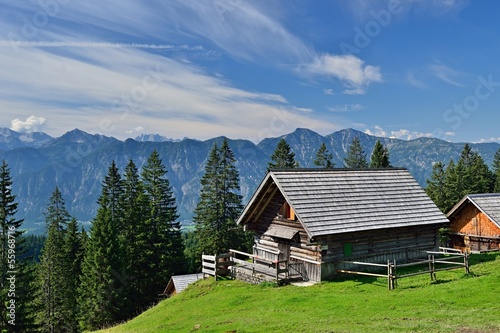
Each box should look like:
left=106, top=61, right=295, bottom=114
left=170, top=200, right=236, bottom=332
left=450, top=203, right=500, bottom=237
left=317, top=225, right=439, bottom=262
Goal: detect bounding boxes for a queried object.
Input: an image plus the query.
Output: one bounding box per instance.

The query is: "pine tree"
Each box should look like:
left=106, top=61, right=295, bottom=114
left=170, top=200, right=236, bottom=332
left=194, top=140, right=249, bottom=262
left=425, top=162, right=447, bottom=212
left=141, top=150, right=185, bottom=305
left=78, top=162, right=126, bottom=330
left=344, top=137, right=368, bottom=168
left=314, top=143, right=334, bottom=168
left=0, top=160, right=37, bottom=332
left=36, top=187, right=73, bottom=333
left=370, top=139, right=390, bottom=168
left=268, top=138, right=299, bottom=170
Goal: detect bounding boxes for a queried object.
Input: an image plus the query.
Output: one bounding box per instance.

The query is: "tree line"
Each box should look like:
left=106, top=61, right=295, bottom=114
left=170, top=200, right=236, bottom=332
left=425, top=143, right=500, bottom=213
left=0, top=137, right=250, bottom=332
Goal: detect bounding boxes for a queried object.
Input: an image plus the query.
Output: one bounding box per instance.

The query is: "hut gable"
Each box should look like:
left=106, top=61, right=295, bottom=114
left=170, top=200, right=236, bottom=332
left=447, top=194, right=500, bottom=252
left=238, top=168, right=449, bottom=241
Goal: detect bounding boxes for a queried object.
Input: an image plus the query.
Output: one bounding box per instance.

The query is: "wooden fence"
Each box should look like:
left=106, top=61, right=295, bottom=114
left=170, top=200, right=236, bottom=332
left=201, top=250, right=289, bottom=283
left=201, top=252, right=234, bottom=280
left=337, top=249, right=470, bottom=290
left=230, top=249, right=289, bottom=282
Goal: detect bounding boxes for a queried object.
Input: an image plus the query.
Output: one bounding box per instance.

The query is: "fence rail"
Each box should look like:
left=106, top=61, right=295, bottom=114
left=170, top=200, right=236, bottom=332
left=229, top=248, right=288, bottom=282
left=201, top=249, right=290, bottom=282
left=336, top=250, right=470, bottom=290
left=201, top=253, right=234, bottom=280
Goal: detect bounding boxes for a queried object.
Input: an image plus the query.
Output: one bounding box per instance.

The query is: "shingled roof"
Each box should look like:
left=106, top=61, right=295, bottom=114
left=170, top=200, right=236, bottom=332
left=447, top=193, right=500, bottom=228
left=237, top=168, right=449, bottom=239
left=161, top=273, right=204, bottom=297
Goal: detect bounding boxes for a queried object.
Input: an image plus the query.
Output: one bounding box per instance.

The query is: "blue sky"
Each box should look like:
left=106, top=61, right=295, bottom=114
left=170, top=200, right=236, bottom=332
left=1, top=0, right=500, bottom=143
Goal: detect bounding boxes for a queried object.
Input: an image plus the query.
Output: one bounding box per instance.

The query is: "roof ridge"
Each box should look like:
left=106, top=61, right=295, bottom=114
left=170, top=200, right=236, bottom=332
left=468, top=193, right=500, bottom=198
left=268, top=167, right=407, bottom=172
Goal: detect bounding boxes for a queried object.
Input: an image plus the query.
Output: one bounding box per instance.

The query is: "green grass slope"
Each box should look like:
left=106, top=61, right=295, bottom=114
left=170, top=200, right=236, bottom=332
left=97, top=253, right=500, bottom=333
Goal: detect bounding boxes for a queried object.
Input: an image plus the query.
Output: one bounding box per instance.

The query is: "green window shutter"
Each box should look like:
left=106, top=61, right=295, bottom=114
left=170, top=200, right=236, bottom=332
left=343, top=243, right=352, bottom=257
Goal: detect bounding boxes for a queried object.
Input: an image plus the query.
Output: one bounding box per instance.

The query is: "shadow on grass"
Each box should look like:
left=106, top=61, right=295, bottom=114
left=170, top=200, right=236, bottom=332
left=468, top=252, right=499, bottom=266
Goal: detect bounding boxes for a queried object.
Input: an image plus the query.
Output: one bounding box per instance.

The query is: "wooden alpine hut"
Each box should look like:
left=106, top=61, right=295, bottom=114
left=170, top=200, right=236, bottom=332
left=236, top=168, right=449, bottom=282
left=447, top=193, right=500, bottom=253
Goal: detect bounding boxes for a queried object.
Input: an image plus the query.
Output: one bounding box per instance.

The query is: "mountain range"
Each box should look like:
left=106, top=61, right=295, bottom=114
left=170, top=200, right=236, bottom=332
left=1, top=127, right=499, bottom=233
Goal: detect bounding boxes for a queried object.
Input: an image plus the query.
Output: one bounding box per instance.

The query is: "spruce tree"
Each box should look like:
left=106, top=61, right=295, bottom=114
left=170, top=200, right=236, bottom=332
left=268, top=138, right=299, bottom=170
left=493, top=148, right=500, bottom=192
left=194, top=139, right=248, bottom=261
left=426, top=162, right=447, bottom=212
left=314, top=143, right=334, bottom=168
left=78, top=195, right=123, bottom=331
left=0, top=160, right=37, bottom=332
left=370, top=139, right=390, bottom=168
left=62, top=218, right=84, bottom=333
left=36, top=187, right=73, bottom=333
left=456, top=144, right=493, bottom=195
left=121, top=159, right=150, bottom=315
left=443, top=159, right=461, bottom=212
left=141, top=150, right=185, bottom=304
left=344, top=137, right=368, bottom=168
left=78, top=162, right=126, bottom=330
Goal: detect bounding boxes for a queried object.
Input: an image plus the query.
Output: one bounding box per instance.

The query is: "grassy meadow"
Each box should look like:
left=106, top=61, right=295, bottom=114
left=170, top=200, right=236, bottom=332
left=96, top=253, right=500, bottom=333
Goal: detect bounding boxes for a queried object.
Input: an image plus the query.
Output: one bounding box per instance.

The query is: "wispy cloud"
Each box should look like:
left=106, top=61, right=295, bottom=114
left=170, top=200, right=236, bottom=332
left=0, top=1, right=380, bottom=140
left=429, top=63, right=465, bottom=87
left=0, top=44, right=335, bottom=141
left=0, top=41, right=206, bottom=50
left=406, top=70, right=427, bottom=88
left=329, top=104, right=364, bottom=112
left=343, top=0, right=469, bottom=21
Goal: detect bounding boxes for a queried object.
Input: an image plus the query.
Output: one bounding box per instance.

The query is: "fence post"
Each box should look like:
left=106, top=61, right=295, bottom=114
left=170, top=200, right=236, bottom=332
left=393, top=259, right=397, bottom=288
left=214, top=254, right=218, bottom=281
left=387, top=260, right=395, bottom=290
left=464, top=252, right=470, bottom=274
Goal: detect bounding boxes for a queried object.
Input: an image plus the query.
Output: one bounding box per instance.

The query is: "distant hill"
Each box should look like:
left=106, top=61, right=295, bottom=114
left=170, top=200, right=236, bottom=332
left=1, top=127, right=499, bottom=232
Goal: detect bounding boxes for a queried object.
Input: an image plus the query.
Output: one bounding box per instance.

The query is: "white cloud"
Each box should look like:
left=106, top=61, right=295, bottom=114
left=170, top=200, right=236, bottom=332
left=364, top=125, right=387, bottom=137
left=329, top=104, right=364, bottom=112
left=364, top=125, right=457, bottom=140
left=476, top=137, right=500, bottom=143
left=323, top=89, right=335, bottom=95
left=10, top=116, right=46, bottom=133
left=126, top=126, right=146, bottom=134
left=303, top=54, right=382, bottom=95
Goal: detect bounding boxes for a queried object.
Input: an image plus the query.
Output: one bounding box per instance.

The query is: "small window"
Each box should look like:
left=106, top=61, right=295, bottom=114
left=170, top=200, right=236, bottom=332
left=343, top=243, right=352, bottom=257
left=278, top=202, right=296, bottom=221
